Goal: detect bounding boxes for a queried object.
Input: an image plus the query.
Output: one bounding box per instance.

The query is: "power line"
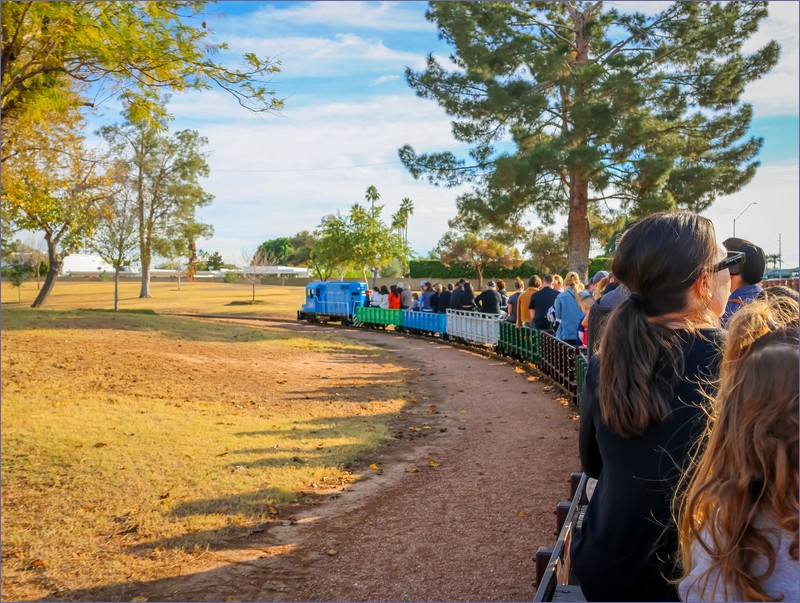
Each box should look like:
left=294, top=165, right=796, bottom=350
left=212, top=160, right=403, bottom=173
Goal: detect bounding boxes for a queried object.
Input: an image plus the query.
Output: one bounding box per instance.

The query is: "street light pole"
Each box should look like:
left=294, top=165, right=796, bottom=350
left=733, top=202, right=758, bottom=237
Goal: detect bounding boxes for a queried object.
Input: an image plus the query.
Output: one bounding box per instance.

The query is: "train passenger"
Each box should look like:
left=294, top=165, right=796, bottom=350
left=420, top=282, right=435, bottom=312
left=516, top=275, right=541, bottom=328
left=592, top=276, right=609, bottom=300
left=553, top=272, right=585, bottom=345
left=552, top=274, right=564, bottom=291
left=504, top=277, right=525, bottom=323
left=378, top=285, right=390, bottom=309
left=459, top=282, right=476, bottom=311
left=411, top=292, right=421, bottom=311
left=429, top=283, right=442, bottom=312
left=475, top=281, right=502, bottom=314
left=388, top=285, right=401, bottom=309
left=721, top=237, right=766, bottom=325
left=399, top=283, right=413, bottom=310
left=677, top=296, right=799, bottom=603
left=450, top=279, right=465, bottom=310
left=529, top=274, right=559, bottom=330
left=570, top=211, right=729, bottom=602
left=586, top=270, right=608, bottom=297
left=757, top=284, right=799, bottom=302
left=370, top=287, right=382, bottom=308
left=495, top=279, right=508, bottom=309
left=438, top=283, right=453, bottom=313
left=576, top=291, right=594, bottom=347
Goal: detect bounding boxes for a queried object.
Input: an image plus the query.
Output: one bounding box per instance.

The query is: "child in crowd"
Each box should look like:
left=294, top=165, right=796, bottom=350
left=410, top=292, right=420, bottom=311
left=577, top=291, right=594, bottom=347
left=677, top=296, right=799, bottom=602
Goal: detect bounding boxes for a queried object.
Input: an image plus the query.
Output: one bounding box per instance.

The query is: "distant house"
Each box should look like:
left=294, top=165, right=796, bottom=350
left=60, top=254, right=116, bottom=275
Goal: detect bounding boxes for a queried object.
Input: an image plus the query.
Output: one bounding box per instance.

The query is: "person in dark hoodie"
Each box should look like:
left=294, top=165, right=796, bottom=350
left=437, top=283, right=453, bottom=313
left=475, top=281, right=502, bottom=314
left=449, top=279, right=465, bottom=310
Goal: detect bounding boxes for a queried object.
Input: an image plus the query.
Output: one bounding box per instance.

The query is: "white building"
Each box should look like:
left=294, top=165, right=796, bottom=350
left=240, top=265, right=311, bottom=278
left=60, top=254, right=116, bottom=275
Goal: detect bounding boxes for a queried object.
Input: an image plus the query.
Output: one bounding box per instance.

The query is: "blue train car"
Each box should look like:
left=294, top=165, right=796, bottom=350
left=297, top=281, right=367, bottom=323
left=401, top=310, right=448, bottom=336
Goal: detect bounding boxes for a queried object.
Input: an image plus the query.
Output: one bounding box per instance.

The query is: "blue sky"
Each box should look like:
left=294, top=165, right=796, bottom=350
left=89, top=1, right=799, bottom=268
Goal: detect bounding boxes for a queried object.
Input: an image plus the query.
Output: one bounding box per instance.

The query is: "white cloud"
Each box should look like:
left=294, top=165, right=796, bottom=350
left=702, top=162, right=799, bottom=268
left=188, top=93, right=469, bottom=262
left=223, top=33, right=426, bottom=78
left=372, top=74, right=401, bottom=86
left=217, top=1, right=435, bottom=34
left=741, top=2, right=799, bottom=116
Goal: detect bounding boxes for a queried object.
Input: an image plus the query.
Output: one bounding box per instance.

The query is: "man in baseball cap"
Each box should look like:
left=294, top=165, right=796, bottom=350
left=722, top=237, right=766, bottom=324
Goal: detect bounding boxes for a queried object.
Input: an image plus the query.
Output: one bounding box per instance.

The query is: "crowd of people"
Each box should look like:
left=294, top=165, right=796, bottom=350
left=364, top=210, right=798, bottom=602
left=568, top=212, right=798, bottom=602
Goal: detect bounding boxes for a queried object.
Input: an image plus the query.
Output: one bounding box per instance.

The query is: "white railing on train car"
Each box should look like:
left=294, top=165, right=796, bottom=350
left=315, top=300, right=360, bottom=316
left=445, top=309, right=503, bottom=344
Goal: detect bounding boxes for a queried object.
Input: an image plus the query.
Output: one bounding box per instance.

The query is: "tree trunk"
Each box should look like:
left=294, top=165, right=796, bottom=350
left=188, top=238, right=197, bottom=282
left=114, top=267, right=120, bottom=311
left=31, top=240, right=62, bottom=308
left=139, top=257, right=151, bottom=298
left=371, top=266, right=378, bottom=289
left=476, top=266, right=484, bottom=290
left=567, top=176, right=590, bottom=282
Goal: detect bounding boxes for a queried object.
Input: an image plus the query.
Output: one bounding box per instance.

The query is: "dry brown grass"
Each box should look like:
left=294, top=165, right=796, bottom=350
left=1, top=307, right=410, bottom=600
left=1, top=279, right=306, bottom=317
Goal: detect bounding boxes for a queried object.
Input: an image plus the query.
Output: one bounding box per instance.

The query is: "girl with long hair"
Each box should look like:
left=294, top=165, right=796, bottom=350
left=571, top=211, right=732, bottom=601
left=553, top=271, right=585, bottom=344
left=677, top=297, right=799, bottom=602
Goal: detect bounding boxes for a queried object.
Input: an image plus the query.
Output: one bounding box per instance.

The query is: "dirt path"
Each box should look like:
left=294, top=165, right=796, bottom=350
left=69, top=322, right=580, bottom=602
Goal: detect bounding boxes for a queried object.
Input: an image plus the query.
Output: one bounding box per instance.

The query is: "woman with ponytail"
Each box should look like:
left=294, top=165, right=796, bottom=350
left=677, top=296, right=798, bottom=602
left=570, top=211, right=733, bottom=601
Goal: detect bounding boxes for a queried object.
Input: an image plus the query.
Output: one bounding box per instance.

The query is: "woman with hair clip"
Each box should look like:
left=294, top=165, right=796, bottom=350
left=677, top=296, right=799, bottom=602
left=570, top=211, right=735, bottom=601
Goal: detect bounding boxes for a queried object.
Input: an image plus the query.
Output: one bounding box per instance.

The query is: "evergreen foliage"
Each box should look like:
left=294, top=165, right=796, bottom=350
left=400, top=1, right=779, bottom=279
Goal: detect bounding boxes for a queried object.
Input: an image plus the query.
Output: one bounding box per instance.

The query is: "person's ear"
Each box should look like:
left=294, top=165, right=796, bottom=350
left=694, top=273, right=713, bottom=301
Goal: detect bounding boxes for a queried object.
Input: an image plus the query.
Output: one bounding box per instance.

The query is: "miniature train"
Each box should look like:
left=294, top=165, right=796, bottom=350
left=297, top=281, right=588, bottom=405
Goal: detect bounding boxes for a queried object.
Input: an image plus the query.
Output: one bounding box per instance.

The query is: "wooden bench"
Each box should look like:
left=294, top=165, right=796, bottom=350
left=533, top=472, right=588, bottom=602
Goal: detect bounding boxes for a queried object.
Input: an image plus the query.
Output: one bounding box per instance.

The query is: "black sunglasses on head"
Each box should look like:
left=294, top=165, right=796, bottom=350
left=713, top=251, right=746, bottom=274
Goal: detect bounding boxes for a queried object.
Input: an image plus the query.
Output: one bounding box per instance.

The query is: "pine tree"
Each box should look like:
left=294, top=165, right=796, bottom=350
left=399, top=1, right=779, bottom=278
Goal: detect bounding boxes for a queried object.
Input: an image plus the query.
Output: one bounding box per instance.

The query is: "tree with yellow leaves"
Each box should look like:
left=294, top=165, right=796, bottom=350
left=1, top=101, right=113, bottom=307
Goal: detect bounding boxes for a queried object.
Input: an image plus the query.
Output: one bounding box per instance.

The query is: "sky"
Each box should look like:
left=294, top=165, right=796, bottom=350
left=89, top=1, right=800, bottom=268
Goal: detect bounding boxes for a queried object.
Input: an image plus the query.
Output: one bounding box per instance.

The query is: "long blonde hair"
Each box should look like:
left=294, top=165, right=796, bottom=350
left=677, top=297, right=799, bottom=601
left=564, top=271, right=583, bottom=305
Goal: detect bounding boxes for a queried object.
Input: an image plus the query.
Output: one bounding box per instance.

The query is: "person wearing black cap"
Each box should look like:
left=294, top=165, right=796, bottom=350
left=722, top=237, right=766, bottom=324
left=475, top=280, right=502, bottom=314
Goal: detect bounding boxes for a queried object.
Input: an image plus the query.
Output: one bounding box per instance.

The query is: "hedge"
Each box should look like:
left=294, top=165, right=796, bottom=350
left=410, top=257, right=613, bottom=282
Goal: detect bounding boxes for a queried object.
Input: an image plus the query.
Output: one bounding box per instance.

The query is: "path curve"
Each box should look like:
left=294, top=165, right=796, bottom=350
left=76, top=321, right=580, bottom=602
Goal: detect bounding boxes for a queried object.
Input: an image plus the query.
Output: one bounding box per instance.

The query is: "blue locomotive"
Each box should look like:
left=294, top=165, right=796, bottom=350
left=297, top=281, right=368, bottom=324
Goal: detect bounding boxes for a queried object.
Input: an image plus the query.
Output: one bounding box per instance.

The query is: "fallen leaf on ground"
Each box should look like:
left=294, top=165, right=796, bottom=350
left=518, top=511, right=528, bottom=517
left=326, top=549, right=337, bottom=556
left=369, top=463, right=380, bottom=470
left=427, top=460, right=441, bottom=467
left=404, top=468, right=419, bottom=473
left=268, top=505, right=279, bottom=515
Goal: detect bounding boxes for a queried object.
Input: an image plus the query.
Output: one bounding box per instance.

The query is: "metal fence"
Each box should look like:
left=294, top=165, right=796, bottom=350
left=445, top=309, right=504, bottom=345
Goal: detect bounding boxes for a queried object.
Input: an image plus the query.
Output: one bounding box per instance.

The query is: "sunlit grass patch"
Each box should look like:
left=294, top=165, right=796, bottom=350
left=1, top=309, right=408, bottom=600
left=1, top=279, right=307, bottom=317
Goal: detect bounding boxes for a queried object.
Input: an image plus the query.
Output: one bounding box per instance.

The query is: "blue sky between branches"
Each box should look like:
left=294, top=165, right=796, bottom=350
left=88, top=1, right=800, bottom=268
